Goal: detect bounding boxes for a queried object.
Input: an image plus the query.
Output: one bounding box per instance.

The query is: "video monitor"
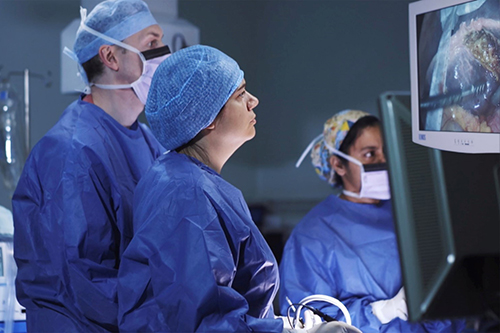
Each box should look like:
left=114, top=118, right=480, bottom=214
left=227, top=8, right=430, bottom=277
left=379, top=91, right=500, bottom=323
left=410, top=0, right=500, bottom=153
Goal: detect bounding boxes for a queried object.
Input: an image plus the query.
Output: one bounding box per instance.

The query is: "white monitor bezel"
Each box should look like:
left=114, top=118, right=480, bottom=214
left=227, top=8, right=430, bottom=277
left=0, top=242, right=4, bottom=284
left=409, top=0, right=500, bottom=153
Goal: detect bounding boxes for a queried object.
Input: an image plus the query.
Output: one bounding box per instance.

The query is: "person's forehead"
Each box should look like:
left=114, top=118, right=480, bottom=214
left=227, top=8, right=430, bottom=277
left=352, top=127, right=382, bottom=149
left=125, top=24, right=163, bottom=42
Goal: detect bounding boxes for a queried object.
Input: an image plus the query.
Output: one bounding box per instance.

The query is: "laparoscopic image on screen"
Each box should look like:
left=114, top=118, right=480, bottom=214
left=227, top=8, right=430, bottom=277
left=417, top=0, right=500, bottom=133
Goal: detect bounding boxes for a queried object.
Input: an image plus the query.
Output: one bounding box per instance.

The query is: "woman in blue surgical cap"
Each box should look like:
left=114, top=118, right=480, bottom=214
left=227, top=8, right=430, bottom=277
left=279, top=110, right=466, bottom=333
left=117, top=45, right=361, bottom=333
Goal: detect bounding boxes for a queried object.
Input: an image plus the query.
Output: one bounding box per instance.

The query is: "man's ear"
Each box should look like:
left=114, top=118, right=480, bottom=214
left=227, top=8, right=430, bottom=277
left=98, top=45, right=119, bottom=71
left=330, top=155, right=346, bottom=177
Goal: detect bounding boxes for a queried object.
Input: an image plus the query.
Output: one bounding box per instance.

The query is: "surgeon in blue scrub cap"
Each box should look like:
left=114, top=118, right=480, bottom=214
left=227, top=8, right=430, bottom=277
left=12, top=0, right=168, bottom=331
left=117, top=45, right=361, bottom=333
left=279, top=111, right=466, bottom=333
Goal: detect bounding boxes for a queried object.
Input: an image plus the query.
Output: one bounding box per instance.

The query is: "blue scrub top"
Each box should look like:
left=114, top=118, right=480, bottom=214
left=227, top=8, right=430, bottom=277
left=12, top=96, right=164, bottom=332
left=118, top=151, right=283, bottom=332
left=279, top=194, right=466, bottom=333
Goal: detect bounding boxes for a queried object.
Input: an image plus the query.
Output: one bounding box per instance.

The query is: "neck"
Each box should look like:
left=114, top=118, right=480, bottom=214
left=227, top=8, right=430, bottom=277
left=90, top=87, right=143, bottom=128
left=339, top=192, right=380, bottom=205
left=180, top=136, right=242, bottom=174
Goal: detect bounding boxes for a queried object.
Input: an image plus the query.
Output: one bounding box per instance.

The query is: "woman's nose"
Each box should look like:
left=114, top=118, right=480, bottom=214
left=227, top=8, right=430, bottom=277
left=248, top=92, right=259, bottom=110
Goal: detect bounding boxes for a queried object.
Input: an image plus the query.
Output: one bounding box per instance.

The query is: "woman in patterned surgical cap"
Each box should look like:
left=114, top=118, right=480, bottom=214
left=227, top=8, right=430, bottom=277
left=279, top=110, right=466, bottom=333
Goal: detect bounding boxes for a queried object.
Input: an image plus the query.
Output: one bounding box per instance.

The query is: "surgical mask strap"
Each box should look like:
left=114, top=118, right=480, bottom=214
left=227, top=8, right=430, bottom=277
left=63, top=47, right=92, bottom=94
left=295, top=134, right=323, bottom=168
left=342, top=189, right=362, bottom=198
left=335, top=148, right=364, bottom=198
left=323, top=141, right=367, bottom=198
left=78, top=7, right=147, bottom=63
left=323, top=141, right=364, bottom=171
left=295, top=134, right=365, bottom=170
left=62, top=6, right=147, bottom=92
left=80, top=6, right=148, bottom=90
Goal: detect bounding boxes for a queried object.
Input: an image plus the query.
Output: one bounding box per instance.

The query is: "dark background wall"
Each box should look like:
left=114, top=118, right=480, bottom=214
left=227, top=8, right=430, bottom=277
left=0, top=0, right=412, bottom=227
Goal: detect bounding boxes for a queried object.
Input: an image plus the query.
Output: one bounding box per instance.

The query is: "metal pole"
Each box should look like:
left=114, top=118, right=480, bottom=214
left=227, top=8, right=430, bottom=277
left=24, top=69, right=30, bottom=156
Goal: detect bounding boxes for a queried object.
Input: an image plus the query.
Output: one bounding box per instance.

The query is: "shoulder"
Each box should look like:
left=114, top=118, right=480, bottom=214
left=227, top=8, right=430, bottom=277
left=135, top=152, right=214, bottom=208
left=295, top=195, right=341, bottom=230
left=133, top=153, right=221, bottom=233
left=286, top=195, right=347, bottom=246
left=27, top=104, right=113, bottom=178
left=153, top=152, right=207, bottom=183
left=39, top=99, right=106, bottom=149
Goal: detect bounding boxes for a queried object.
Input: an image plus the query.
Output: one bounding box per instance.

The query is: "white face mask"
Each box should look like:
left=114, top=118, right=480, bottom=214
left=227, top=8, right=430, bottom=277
left=326, top=144, right=391, bottom=200
left=65, top=7, right=171, bottom=105
left=92, top=44, right=170, bottom=105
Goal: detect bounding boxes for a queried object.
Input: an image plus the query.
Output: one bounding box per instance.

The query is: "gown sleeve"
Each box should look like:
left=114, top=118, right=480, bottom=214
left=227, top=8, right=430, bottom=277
left=279, top=218, right=466, bottom=333
left=279, top=229, right=383, bottom=332
left=13, top=145, right=121, bottom=330
left=118, top=188, right=283, bottom=332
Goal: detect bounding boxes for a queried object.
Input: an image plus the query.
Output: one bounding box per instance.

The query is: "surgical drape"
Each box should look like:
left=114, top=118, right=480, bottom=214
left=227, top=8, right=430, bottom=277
left=12, top=95, right=164, bottom=332
left=118, top=151, right=283, bottom=332
left=279, top=194, right=465, bottom=333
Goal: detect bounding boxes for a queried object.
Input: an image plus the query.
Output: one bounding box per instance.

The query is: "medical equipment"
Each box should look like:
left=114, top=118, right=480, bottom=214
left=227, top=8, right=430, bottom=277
left=0, top=206, right=26, bottom=333
left=0, top=67, right=51, bottom=197
left=0, top=69, right=49, bottom=331
left=409, top=0, right=500, bottom=153
left=0, top=82, right=24, bottom=196
left=286, top=294, right=352, bottom=330
left=379, top=91, right=499, bottom=323
left=0, top=241, right=26, bottom=322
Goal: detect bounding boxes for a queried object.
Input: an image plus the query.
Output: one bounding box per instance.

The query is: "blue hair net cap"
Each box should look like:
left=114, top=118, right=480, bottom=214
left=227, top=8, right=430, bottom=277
left=73, top=0, right=157, bottom=64
left=146, top=45, right=244, bottom=151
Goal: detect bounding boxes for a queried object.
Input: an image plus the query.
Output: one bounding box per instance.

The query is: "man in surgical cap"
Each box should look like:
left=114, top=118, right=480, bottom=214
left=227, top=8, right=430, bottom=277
left=12, top=0, right=168, bottom=331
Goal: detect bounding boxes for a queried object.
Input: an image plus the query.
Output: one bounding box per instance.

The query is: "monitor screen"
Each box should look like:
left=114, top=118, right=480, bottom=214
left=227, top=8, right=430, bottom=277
left=410, top=0, right=500, bottom=153
left=379, top=91, right=500, bottom=323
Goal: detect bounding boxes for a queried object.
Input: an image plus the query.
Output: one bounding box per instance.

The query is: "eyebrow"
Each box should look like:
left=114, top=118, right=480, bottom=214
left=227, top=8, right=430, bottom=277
left=236, top=83, right=246, bottom=91
left=147, top=31, right=162, bottom=39
left=360, top=146, right=379, bottom=152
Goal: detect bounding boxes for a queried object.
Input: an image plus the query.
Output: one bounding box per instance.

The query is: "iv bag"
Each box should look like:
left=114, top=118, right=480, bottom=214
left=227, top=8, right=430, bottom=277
left=0, top=82, right=26, bottom=193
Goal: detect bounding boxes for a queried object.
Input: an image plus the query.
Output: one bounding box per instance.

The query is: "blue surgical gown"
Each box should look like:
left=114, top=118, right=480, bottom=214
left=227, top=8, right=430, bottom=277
left=279, top=194, right=466, bottom=333
left=118, top=151, right=283, bottom=332
left=12, top=95, right=164, bottom=332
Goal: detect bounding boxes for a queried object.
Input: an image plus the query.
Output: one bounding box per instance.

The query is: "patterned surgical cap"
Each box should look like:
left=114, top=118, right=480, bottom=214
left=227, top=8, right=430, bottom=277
left=311, top=109, right=370, bottom=186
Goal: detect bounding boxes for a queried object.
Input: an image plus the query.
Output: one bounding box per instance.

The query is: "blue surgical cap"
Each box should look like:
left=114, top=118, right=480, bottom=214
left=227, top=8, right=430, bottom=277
left=146, top=45, right=244, bottom=151
left=73, top=0, right=157, bottom=64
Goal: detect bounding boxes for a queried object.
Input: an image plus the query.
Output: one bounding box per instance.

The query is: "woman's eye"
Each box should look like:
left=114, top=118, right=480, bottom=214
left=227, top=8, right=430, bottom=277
left=148, top=40, right=158, bottom=48
left=239, top=91, right=247, bottom=98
